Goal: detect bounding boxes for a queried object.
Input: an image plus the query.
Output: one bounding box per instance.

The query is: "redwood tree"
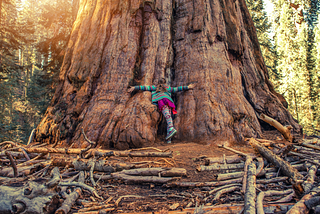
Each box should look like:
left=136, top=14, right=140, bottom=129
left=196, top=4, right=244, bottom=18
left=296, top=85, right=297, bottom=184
left=35, top=0, right=301, bottom=149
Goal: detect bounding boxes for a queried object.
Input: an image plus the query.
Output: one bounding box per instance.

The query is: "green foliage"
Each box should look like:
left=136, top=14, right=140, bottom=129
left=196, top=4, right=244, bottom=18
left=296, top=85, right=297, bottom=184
left=269, top=0, right=320, bottom=135
left=0, top=0, right=78, bottom=143
left=246, top=0, right=279, bottom=88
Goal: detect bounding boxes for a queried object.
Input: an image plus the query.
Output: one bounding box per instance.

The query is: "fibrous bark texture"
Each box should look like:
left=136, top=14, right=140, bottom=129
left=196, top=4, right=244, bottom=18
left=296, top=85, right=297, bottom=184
left=35, top=0, right=301, bottom=149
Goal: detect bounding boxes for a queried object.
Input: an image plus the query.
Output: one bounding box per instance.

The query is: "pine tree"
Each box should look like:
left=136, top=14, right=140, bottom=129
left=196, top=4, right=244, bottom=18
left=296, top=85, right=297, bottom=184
left=0, top=0, right=34, bottom=142
left=312, top=15, right=320, bottom=131
left=246, top=0, right=279, bottom=87
left=272, top=0, right=320, bottom=135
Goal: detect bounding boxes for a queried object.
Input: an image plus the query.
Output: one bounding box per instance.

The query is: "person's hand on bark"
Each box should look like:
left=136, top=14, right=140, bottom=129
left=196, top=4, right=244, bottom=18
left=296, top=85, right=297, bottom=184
left=127, top=86, right=135, bottom=93
left=188, top=83, right=196, bottom=89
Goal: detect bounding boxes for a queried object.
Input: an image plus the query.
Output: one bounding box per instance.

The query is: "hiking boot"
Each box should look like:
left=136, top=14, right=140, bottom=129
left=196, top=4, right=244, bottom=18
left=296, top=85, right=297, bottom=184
left=166, top=128, right=177, bottom=140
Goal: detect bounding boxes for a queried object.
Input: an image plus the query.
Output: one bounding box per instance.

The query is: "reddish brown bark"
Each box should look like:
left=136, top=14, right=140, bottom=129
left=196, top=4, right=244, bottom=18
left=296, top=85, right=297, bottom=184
left=35, top=0, right=301, bottom=149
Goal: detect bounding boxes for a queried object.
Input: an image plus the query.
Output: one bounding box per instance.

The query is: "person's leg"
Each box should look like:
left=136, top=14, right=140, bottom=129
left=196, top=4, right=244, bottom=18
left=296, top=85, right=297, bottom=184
left=161, top=105, right=177, bottom=140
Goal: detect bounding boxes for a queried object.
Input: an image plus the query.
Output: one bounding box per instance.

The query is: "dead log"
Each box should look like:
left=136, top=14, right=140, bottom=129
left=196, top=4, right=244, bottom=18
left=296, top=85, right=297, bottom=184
left=248, top=138, right=303, bottom=184
left=115, top=167, right=187, bottom=177
left=256, top=189, right=293, bottom=214
left=214, top=171, right=244, bottom=181
left=244, top=161, right=256, bottom=214
left=165, top=178, right=243, bottom=188
left=242, top=155, right=253, bottom=193
left=286, top=191, right=317, bottom=214
left=302, top=165, right=318, bottom=194
left=52, top=157, right=133, bottom=172
left=0, top=180, right=60, bottom=214
left=55, top=171, right=85, bottom=214
left=197, top=162, right=245, bottom=172
left=259, top=113, right=293, bottom=142
left=111, top=173, right=176, bottom=184
left=204, top=154, right=246, bottom=165
left=23, top=147, right=173, bottom=158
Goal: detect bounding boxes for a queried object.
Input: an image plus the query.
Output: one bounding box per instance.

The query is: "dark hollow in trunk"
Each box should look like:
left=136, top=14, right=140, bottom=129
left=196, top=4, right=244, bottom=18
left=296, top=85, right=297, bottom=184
left=35, top=0, right=301, bottom=150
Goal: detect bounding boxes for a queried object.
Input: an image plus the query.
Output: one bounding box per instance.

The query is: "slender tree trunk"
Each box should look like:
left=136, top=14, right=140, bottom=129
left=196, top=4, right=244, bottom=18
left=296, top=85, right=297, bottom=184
left=35, top=0, right=301, bottom=149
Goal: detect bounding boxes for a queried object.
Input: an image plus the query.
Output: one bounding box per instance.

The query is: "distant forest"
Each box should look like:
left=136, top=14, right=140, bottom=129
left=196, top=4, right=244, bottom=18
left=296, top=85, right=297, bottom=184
left=0, top=0, right=319, bottom=144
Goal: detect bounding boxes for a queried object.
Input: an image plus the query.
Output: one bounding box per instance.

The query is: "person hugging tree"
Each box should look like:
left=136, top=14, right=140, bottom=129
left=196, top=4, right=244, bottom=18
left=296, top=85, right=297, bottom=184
left=128, top=78, right=195, bottom=143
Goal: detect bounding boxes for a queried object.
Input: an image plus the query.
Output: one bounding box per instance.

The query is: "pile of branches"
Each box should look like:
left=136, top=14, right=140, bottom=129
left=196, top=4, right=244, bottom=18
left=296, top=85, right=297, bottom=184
left=0, top=115, right=320, bottom=214
left=0, top=136, right=185, bottom=214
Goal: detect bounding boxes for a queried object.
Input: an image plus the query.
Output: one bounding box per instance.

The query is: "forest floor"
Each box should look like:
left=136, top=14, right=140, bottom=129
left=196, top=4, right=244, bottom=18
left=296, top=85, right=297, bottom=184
left=77, top=130, right=291, bottom=214
left=2, top=130, right=316, bottom=214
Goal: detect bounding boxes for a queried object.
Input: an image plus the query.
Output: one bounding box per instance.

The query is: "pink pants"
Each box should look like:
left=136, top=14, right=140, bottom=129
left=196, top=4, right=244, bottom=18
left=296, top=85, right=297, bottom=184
left=158, top=98, right=177, bottom=114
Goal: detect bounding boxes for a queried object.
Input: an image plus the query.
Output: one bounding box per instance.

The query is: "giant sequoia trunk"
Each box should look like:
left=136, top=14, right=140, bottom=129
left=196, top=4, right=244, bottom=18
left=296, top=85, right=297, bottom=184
left=35, top=0, right=301, bottom=149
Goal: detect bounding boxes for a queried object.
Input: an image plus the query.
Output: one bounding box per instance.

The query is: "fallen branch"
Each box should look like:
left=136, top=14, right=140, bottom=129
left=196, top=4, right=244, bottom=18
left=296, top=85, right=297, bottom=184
left=115, top=195, right=144, bottom=206
left=88, top=158, right=96, bottom=187
left=58, top=181, right=102, bottom=199
left=286, top=190, right=317, bottom=214
left=115, top=167, right=187, bottom=177
left=166, top=178, right=243, bottom=188
left=22, top=147, right=172, bottom=158
left=304, top=196, right=320, bottom=211
left=5, top=151, right=18, bottom=177
left=259, top=113, right=293, bottom=142
left=207, top=183, right=242, bottom=196
left=302, top=165, right=318, bottom=194
left=52, top=157, right=132, bottom=172
left=212, top=186, right=241, bottom=203
left=219, top=144, right=252, bottom=157
left=256, top=189, right=293, bottom=214
left=214, top=171, right=244, bottom=181
left=288, top=151, right=320, bottom=166
left=249, top=138, right=303, bottom=186
left=256, top=176, right=288, bottom=184
left=204, top=154, right=245, bottom=165
left=242, top=155, right=253, bottom=193
left=255, top=157, right=264, bottom=177
left=300, top=142, right=320, bottom=152
left=111, top=173, right=176, bottom=184
left=46, top=167, right=61, bottom=188
left=269, top=191, right=295, bottom=204
left=244, top=161, right=256, bottom=214
left=197, top=162, right=245, bottom=172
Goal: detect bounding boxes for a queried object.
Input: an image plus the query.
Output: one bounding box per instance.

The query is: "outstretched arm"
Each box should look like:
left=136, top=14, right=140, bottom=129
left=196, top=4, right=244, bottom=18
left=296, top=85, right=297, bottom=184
left=168, top=83, right=196, bottom=93
left=127, top=85, right=157, bottom=93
